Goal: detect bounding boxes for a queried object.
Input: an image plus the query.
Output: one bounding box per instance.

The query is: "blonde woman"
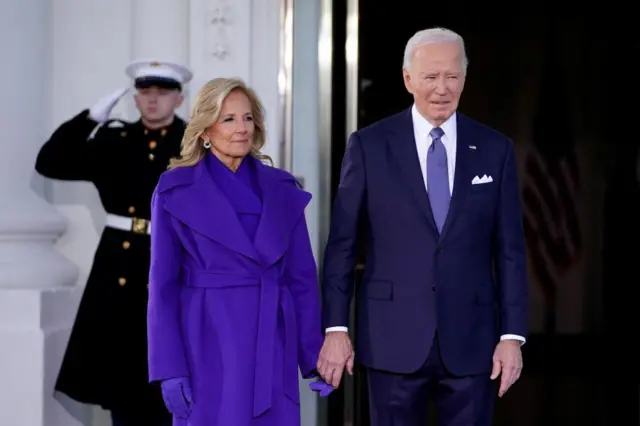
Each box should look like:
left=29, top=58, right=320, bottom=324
left=147, top=78, right=330, bottom=425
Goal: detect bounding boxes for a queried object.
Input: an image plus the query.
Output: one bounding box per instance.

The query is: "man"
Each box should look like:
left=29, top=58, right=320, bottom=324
left=35, top=59, right=192, bottom=426
left=318, top=27, right=528, bottom=426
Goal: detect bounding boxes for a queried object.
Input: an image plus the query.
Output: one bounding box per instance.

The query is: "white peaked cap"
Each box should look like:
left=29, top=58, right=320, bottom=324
left=125, top=59, right=193, bottom=87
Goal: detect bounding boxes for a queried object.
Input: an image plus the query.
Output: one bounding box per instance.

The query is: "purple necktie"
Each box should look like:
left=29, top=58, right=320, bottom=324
left=427, top=127, right=450, bottom=233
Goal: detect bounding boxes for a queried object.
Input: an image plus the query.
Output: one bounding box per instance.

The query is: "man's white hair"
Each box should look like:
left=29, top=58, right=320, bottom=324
left=403, top=27, right=468, bottom=74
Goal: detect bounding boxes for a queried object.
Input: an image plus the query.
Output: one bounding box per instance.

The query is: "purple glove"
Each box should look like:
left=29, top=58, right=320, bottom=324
left=309, top=379, right=334, bottom=397
left=161, top=377, right=193, bottom=419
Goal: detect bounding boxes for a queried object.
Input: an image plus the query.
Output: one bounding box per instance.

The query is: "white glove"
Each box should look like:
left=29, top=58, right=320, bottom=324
left=88, top=87, right=130, bottom=123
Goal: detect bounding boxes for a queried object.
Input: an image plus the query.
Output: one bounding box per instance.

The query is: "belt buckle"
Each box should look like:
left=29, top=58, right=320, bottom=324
left=131, top=217, right=149, bottom=234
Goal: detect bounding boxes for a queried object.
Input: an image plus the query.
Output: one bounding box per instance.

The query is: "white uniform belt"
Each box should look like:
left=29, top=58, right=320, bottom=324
left=105, top=214, right=151, bottom=235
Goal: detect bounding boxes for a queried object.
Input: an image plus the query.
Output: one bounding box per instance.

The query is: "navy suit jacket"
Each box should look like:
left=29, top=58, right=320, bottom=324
left=322, top=109, right=528, bottom=376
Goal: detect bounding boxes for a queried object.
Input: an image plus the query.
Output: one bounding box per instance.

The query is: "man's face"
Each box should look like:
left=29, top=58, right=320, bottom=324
left=134, top=86, right=183, bottom=124
left=402, top=42, right=465, bottom=126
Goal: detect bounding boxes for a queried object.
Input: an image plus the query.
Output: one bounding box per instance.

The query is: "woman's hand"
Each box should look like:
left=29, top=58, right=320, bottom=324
left=309, top=379, right=334, bottom=397
left=160, top=377, right=193, bottom=419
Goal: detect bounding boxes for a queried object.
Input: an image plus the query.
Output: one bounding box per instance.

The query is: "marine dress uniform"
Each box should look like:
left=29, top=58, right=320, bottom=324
left=35, top=60, right=193, bottom=425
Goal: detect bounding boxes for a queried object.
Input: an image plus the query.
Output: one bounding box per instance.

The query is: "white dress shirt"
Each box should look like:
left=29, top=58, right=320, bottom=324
left=326, top=105, right=524, bottom=344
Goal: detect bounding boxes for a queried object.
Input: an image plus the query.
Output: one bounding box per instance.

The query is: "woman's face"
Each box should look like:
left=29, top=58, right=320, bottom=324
left=203, top=90, right=255, bottom=163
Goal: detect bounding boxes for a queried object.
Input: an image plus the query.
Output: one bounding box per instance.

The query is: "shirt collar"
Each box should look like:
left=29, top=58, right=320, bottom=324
left=411, top=104, right=457, bottom=141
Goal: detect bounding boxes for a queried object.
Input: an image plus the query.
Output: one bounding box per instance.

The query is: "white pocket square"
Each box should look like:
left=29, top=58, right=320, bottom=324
left=471, top=174, right=493, bottom=184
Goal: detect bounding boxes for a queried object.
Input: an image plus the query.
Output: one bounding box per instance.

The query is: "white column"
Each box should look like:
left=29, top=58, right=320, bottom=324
left=129, top=0, right=190, bottom=119
left=250, top=0, right=283, bottom=167
left=0, top=1, right=80, bottom=426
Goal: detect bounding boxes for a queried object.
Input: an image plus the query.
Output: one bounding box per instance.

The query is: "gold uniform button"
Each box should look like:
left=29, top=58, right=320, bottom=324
left=161, top=129, right=167, bottom=137
left=144, top=129, right=149, bottom=135
left=128, top=206, right=136, bottom=214
left=148, top=153, right=155, bottom=161
left=149, top=141, right=157, bottom=149
left=118, top=277, right=127, bottom=286
left=122, top=241, right=130, bottom=249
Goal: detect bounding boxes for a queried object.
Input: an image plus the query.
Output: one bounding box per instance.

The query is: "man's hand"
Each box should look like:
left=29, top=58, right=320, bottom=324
left=490, top=339, right=523, bottom=397
left=317, top=331, right=354, bottom=388
left=88, top=87, right=130, bottom=123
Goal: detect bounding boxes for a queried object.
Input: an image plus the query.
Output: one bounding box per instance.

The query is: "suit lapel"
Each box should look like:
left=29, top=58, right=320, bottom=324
left=163, top=161, right=260, bottom=262
left=252, top=161, right=311, bottom=267
left=439, top=114, right=475, bottom=242
left=387, top=109, right=438, bottom=233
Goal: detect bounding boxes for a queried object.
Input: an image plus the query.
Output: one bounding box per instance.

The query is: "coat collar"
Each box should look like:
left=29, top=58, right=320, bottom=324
left=157, top=155, right=311, bottom=266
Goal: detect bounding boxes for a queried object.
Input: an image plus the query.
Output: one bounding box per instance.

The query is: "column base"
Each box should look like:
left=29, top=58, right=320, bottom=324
left=0, top=286, right=91, bottom=426
left=0, top=191, right=78, bottom=289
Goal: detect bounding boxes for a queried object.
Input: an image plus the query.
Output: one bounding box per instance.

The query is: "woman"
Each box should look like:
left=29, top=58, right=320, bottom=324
left=147, top=77, right=328, bottom=425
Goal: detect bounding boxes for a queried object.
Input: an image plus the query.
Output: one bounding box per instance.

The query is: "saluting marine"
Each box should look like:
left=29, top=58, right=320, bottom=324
left=35, top=60, right=193, bottom=426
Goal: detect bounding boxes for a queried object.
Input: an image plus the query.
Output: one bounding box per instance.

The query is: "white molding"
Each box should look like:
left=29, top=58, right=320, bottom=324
left=206, top=0, right=233, bottom=60
left=190, top=0, right=252, bottom=90
left=188, top=0, right=282, bottom=165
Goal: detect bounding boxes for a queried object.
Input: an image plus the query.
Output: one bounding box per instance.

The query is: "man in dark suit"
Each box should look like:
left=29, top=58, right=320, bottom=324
left=317, top=27, right=528, bottom=426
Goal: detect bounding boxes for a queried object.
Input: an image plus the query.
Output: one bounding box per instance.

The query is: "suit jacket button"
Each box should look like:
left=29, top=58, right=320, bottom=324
left=432, top=285, right=436, bottom=291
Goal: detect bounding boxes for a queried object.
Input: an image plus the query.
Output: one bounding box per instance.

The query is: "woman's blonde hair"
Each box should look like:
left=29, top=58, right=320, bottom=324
left=168, top=77, right=272, bottom=169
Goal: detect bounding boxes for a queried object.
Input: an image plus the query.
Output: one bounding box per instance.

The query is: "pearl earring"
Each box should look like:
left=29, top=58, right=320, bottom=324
left=203, top=139, right=211, bottom=149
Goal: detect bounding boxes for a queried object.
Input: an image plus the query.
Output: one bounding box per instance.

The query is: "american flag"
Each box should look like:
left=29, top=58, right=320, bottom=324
left=521, top=23, right=582, bottom=331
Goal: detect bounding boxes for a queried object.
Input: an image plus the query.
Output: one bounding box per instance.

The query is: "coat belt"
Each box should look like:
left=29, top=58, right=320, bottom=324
left=185, top=268, right=298, bottom=417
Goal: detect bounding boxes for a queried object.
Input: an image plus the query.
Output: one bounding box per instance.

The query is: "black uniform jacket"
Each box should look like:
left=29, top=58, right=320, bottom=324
left=35, top=109, right=185, bottom=420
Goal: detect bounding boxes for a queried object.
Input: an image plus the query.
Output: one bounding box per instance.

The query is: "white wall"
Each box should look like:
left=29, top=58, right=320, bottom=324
left=0, top=0, right=322, bottom=425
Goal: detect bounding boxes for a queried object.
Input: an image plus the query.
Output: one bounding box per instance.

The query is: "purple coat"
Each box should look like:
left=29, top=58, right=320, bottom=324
left=147, top=153, right=322, bottom=426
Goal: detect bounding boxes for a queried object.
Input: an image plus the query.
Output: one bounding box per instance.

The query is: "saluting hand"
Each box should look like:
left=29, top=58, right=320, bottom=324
left=88, top=87, right=130, bottom=123
left=316, top=331, right=354, bottom=388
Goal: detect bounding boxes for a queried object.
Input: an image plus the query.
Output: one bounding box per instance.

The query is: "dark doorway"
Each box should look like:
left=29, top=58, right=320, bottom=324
left=324, top=2, right=639, bottom=426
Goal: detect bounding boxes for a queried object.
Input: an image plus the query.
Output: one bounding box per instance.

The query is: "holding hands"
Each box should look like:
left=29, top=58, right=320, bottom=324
left=316, top=331, right=355, bottom=389
left=309, top=379, right=334, bottom=397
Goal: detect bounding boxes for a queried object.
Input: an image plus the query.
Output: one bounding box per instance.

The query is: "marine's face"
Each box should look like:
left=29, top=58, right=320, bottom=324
left=134, top=86, right=183, bottom=124
left=203, top=90, right=255, bottom=161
